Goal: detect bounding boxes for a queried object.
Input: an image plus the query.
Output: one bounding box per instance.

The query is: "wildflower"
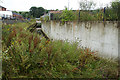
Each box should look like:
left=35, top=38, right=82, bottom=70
left=87, top=48, right=89, bottom=53
left=72, top=68, right=79, bottom=72
left=12, top=42, right=14, bottom=45
left=91, top=52, right=94, bottom=55
left=15, top=41, right=18, bottom=43
left=46, top=40, right=50, bottom=44
left=24, top=28, right=26, bottom=30
left=29, top=49, right=33, bottom=53
left=81, top=51, right=83, bottom=54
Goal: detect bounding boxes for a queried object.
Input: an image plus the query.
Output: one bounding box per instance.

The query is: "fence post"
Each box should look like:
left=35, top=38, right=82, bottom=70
left=78, top=10, right=80, bottom=21
left=103, top=7, right=106, bottom=21
left=118, top=2, right=120, bottom=20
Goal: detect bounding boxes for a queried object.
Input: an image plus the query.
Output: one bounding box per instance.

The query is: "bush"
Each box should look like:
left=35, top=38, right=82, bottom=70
left=44, top=15, right=49, bottom=21
left=60, top=8, right=75, bottom=22
left=104, top=1, right=120, bottom=21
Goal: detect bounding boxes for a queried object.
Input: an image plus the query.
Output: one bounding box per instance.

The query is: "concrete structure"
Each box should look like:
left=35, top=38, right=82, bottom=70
left=41, top=21, right=119, bottom=59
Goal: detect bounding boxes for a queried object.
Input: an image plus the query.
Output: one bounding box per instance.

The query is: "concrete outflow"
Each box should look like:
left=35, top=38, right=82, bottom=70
left=28, top=22, right=49, bottom=40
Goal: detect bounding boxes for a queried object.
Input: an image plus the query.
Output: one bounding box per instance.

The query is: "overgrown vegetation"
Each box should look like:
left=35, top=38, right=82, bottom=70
left=40, top=1, right=119, bottom=22
left=60, top=8, right=75, bottom=22
left=104, top=1, right=120, bottom=21
left=2, top=22, right=119, bottom=78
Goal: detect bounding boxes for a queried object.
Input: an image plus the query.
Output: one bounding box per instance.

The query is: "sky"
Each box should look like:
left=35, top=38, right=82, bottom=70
left=0, top=0, right=115, bottom=11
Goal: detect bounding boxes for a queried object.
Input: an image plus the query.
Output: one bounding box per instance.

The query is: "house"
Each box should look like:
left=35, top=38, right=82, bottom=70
left=0, top=6, right=12, bottom=19
left=48, top=11, right=62, bottom=20
left=12, top=12, right=23, bottom=20
left=0, top=5, right=6, bottom=11
left=41, top=10, right=62, bottom=20
left=0, top=11, right=12, bottom=19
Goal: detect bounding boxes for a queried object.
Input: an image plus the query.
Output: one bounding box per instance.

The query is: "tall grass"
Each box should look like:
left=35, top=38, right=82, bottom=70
left=2, top=22, right=118, bottom=78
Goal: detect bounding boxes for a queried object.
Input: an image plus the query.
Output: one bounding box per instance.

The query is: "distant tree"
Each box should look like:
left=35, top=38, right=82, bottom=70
left=37, top=7, right=45, bottom=17
left=29, top=6, right=45, bottom=18
left=29, top=6, right=37, bottom=17
left=44, top=9, right=49, bottom=14
left=56, top=9, right=59, bottom=11
left=19, top=12, right=22, bottom=14
left=20, top=12, right=30, bottom=18
left=12, top=11, right=19, bottom=13
left=79, top=0, right=96, bottom=10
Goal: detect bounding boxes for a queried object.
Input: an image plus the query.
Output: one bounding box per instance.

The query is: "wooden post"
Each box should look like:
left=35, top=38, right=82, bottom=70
left=78, top=10, right=80, bottom=21
left=103, top=7, right=106, bottom=21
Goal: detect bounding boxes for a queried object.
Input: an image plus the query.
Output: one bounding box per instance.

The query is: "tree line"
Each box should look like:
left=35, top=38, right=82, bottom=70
left=13, top=6, right=49, bottom=19
left=13, top=0, right=120, bottom=21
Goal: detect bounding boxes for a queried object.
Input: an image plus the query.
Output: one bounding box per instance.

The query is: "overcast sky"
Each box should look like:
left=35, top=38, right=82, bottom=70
left=0, top=0, right=115, bottom=11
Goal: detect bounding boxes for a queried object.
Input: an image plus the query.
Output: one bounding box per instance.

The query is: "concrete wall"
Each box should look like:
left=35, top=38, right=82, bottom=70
left=41, top=21, right=119, bottom=59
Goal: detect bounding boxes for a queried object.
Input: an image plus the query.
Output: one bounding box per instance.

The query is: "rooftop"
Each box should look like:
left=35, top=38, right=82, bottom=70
left=0, top=5, right=6, bottom=8
left=49, top=11, right=62, bottom=14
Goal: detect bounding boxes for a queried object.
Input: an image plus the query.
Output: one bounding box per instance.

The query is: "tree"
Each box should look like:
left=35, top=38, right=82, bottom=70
left=29, top=6, right=45, bottom=18
left=104, top=1, right=120, bottom=21
left=37, top=7, right=45, bottom=17
left=12, top=11, right=19, bottom=13
left=79, top=0, right=96, bottom=10
left=20, top=12, right=31, bottom=18
left=111, top=1, right=120, bottom=20
left=29, top=6, right=37, bottom=18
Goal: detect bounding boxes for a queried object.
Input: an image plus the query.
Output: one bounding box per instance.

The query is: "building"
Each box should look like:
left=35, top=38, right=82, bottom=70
left=41, top=10, right=62, bottom=20
left=0, top=6, right=6, bottom=11
left=12, top=12, right=23, bottom=20
left=48, top=11, right=62, bottom=20
left=0, top=11, right=12, bottom=19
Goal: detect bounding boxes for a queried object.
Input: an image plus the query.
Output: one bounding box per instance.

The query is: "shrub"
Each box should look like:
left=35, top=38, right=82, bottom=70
left=60, top=8, right=75, bottom=22
left=104, top=1, right=120, bottom=21
left=44, top=15, right=49, bottom=22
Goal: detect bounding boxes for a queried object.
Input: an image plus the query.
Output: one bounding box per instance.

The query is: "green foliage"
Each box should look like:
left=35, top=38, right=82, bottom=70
left=44, top=15, right=49, bottom=22
left=104, top=1, right=120, bottom=21
left=40, top=15, right=49, bottom=22
left=30, top=6, right=45, bottom=18
left=2, top=22, right=118, bottom=78
left=79, top=11, right=96, bottom=21
left=52, top=13, right=61, bottom=20
left=13, top=11, right=33, bottom=18
left=60, top=8, right=75, bottom=22
left=21, top=12, right=31, bottom=18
